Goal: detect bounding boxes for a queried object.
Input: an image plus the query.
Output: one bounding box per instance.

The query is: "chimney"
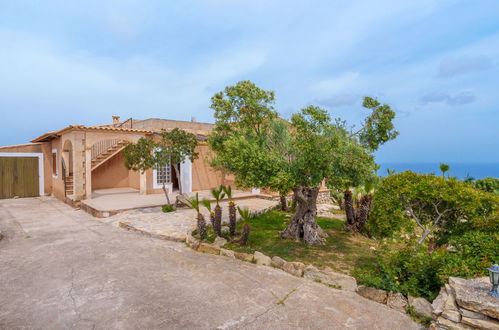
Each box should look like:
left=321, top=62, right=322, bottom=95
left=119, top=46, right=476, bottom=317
left=112, top=115, right=120, bottom=126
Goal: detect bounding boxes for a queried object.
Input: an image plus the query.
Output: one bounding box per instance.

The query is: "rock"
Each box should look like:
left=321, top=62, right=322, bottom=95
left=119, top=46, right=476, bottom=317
left=220, top=248, right=235, bottom=259
left=444, top=284, right=459, bottom=312
left=449, top=277, right=499, bottom=319
left=459, top=308, right=491, bottom=320
left=387, top=292, right=408, bottom=313
left=432, top=287, right=449, bottom=318
left=234, top=252, right=253, bottom=262
left=435, top=316, right=473, bottom=330
left=253, top=251, right=272, bottom=266
left=356, top=286, right=388, bottom=304
left=282, top=262, right=304, bottom=277
left=409, top=296, right=432, bottom=318
left=442, top=310, right=462, bottom=323
left=213, top=236, right=227, bottom=248
left=271, top=256, right=286, bottom=268
left=197, top=243, right=220, bottom=255
left=221, top=226, right=230, bottom=234
left=291, top=261, right=306, bottom=271
left=321, top=267, right=357, bottom=292
left=461, top=316, right=499, bottom=330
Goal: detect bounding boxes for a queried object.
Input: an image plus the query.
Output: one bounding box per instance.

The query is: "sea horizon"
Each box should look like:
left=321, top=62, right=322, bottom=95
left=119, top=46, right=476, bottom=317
left=378, top=162, right=498, bottom=180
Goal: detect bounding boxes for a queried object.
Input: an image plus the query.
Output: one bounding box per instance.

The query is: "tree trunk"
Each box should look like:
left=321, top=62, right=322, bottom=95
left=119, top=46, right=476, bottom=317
left=238, top=223, right=250, bottom=246
left=214, top=204, right=222, bottom=236
left=344, top=189, right=355, bottom=230
left=355, top=194, right=372, bottom=232
left=173, top=164, right=182, bottom=194
left=209, top=212, right=215, bottom=228
left=197, top=213, right=207, bottom=240
left=162, top=182, right=171, bottom=205
left=338, top=197, right=344, bottom=210
left=280, top=194, right=287, bottom=211
left=228, top=202, right=236, bottom=236
left=280, top=186, right=327, bottom=245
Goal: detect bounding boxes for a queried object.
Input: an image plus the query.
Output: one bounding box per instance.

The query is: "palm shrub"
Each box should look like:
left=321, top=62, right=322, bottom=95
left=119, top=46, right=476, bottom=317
left=222, top=185, right=237, bottom=236
left=184, top=193, right=206, bottom=240
left=202, top=199, right=215, bottom=228
left=237, top=206, right=252, bottom=246
left=439, top=163, right=450, bottom=178
left=211, top=186, right=225, bottom=236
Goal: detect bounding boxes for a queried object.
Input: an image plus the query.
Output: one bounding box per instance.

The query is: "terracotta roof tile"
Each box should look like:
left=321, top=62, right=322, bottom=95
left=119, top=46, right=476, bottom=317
left=31, top=125, right=152, bottom=142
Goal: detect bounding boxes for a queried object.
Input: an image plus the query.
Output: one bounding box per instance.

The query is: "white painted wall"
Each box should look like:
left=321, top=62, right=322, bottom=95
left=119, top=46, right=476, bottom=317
left=180, top=158, right=192, bottom=194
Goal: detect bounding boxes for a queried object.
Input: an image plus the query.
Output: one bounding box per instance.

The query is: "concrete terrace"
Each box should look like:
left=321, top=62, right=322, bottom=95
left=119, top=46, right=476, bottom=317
left=81, top=187, right=258, bottom=217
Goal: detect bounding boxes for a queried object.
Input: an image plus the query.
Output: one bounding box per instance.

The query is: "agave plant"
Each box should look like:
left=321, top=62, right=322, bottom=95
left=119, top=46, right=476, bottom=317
left=184, top=193, right=206, bottom=240
left=222, top=185, right=237, bottom=236
left=211, top=186, right=225, bottom=236
left=202, top=199, right=215, bottom=228
left=236, top=206, right=252, bottom=246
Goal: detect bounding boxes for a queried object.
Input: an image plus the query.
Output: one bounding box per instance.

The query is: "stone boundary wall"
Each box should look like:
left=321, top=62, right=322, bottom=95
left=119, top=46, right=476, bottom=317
left=431, top=277, right=498, bottom=329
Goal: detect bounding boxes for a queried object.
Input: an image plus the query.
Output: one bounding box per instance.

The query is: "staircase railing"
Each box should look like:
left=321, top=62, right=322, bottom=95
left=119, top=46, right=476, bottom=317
left=91, top=139, right=121, bottom=160
left=118, top=118, right=133, bottom=129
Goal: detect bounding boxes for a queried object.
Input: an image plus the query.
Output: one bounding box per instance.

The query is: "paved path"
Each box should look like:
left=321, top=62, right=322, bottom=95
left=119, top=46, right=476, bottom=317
left=104, top=198, right=278, bottom=241
left=0, top=197, right=420, bottom=330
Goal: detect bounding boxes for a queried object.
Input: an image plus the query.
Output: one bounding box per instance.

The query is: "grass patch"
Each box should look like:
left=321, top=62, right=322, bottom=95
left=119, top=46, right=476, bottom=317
left=222, top=210, right=378, bottom=275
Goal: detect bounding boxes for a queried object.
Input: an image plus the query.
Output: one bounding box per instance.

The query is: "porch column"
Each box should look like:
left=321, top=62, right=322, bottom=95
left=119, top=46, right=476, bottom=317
left=180, top=159, right=192, bottom=194
left=139, top=171, right=147, bottom=195
left=85, top=147, right=92, bottom=199
left=73, top=132, right=86, bottom=200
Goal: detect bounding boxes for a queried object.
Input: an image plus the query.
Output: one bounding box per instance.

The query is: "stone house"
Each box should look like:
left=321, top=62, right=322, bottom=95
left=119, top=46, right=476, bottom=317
left=0, top=116, right=233, bottom=202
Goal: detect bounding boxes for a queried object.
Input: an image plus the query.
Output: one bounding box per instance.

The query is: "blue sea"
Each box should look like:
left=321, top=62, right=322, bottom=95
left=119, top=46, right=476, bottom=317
left=378, top=163, right=498, bottom=180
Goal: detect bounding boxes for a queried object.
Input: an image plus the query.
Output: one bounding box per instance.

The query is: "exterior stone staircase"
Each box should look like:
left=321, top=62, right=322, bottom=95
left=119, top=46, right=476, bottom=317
left=65, top=174, right=74, bottom=196
left=91, top=140, right=126, bottom=171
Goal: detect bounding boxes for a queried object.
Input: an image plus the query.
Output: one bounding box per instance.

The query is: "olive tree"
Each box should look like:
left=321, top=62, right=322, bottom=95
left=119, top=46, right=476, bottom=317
left=208, top=80, right=398, bottom=244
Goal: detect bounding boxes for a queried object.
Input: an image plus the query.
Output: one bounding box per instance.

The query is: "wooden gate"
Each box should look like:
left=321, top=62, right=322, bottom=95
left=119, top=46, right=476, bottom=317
left=0, top=157, right=40, bottom=199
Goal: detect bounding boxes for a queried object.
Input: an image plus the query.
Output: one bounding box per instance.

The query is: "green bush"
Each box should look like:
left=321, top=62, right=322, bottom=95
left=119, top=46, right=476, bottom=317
left=474, top=177, right=499, bottom=195
left=366, top=171, right=498, bottom=244
left=353, top=229, right=498, bottom=301
left=162, top=204, right=176, bottom=213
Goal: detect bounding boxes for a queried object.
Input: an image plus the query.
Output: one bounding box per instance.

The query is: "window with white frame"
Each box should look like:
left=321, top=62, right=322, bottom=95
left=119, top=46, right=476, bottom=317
left=156, top=164, right=171, bottom=186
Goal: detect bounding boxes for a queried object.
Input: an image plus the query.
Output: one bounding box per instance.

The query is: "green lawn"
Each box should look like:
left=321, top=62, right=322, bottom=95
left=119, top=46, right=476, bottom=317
left=218, top=210, right=378, bottom=274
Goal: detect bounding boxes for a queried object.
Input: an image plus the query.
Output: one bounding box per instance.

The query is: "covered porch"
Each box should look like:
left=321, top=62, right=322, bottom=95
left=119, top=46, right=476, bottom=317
left=80, top=187, right=258, bottom=217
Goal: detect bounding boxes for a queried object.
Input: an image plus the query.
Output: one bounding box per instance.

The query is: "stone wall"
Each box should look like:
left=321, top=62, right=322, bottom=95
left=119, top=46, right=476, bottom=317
left=431, top=277, right=498, bottom=330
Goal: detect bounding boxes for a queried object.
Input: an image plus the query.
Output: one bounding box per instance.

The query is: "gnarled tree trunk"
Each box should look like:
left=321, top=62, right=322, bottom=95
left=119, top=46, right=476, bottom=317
left=280, top=194, right=287, bottom=211
left=280, top=186, right=327, bottom=245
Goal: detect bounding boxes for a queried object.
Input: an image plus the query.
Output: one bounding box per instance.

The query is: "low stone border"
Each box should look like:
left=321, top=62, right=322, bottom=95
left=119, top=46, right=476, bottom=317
left=186, top=231, right=471, bottom=328
left=185, top=231, right=358, bottom=293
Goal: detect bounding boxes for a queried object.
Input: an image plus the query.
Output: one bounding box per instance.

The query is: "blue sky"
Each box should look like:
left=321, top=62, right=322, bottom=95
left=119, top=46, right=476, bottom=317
left=1, top=0, right=498, bottom=163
